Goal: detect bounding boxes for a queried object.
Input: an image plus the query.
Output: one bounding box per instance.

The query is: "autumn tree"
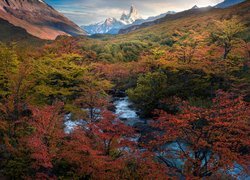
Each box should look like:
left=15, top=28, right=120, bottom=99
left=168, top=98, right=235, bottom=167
left=150, top=91, right=250, bottom=178
left=89, top=111, right=135, bottom=156
left=172, top=30, right=206, bottom=63
left=211, top=17, right=246, bottom=59
left=0, top=96, right=33, bottom=179
left=25, top=103, right=65, bottom=179
left=74, top=70, right=112, bottom=122
left=60, top=110, right=168, bottom=179
left=60, top=111, right=135, bottom=179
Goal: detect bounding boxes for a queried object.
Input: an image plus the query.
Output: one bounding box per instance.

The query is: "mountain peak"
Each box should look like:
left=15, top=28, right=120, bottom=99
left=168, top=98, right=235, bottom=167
left=130, top=5, right=136, bottom=13
left=104, top=17, right=119, bottom=25
left=38, top=0, right=45, bottom=4
left=129, top=5, right=140, bottom=17
left=191, top=5, right=199, bottom=9
left=120, top=5, right=142, bottom=24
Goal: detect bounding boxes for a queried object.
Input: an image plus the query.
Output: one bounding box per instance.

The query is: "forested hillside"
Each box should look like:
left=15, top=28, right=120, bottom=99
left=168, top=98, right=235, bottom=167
left=0, top=1, right=249, bottom=179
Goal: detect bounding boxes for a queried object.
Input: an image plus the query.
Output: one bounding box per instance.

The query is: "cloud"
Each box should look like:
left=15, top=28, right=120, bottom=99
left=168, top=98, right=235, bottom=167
left=45, top=0, right=224, bottom=25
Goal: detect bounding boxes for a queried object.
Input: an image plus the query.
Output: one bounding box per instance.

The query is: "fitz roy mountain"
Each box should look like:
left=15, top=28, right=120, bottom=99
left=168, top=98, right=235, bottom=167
left=82, top=5, right=175, bottom=35
left=0, top=0, right=86, bottom=40
left=120, top=5, right=142, bottom=24
left=82, top=5, right=142, bottom=35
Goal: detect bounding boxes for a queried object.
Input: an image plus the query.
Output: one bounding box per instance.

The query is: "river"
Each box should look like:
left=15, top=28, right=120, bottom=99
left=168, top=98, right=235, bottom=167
left=64, top=96, right=144, bottom=133
left=113, top=97, right=145, bottom=126
left=64, top=97, right=246, bottom=178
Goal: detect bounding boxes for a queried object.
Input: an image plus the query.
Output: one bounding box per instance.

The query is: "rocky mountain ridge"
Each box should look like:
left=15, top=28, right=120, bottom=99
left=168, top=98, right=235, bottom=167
left=82, top=5, right=143, bottom=35
left=82, top=6, right=175, bottom=35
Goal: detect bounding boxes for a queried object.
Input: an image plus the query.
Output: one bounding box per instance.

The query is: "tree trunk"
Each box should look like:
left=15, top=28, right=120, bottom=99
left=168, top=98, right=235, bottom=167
left=223, top=43, right=232, bottom=59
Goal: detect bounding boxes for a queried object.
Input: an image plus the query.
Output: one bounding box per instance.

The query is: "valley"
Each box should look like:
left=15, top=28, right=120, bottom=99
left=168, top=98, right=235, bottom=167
left=0, top=0, right=249, bottom=179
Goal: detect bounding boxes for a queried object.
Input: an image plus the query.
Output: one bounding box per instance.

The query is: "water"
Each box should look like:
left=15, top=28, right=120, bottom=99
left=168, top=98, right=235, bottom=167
left=64, top=97, right=143, bottom=132
left=64, top=113, right=87, bottom=134
left=64, top=98, right=248, bottom=178
left=114, top=97, right=144, bottom=126
left=114, top=97, right=138, bottom=119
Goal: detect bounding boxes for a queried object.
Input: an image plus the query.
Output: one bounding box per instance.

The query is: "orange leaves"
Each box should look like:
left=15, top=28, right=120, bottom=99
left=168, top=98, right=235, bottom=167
left=29, top=103, right=65, bottom=141
left=151, top=91, right=250, bottom=177
left=60, top=129, right=103, bottom=177
left=92, top=61, right=148, bottom=82
left=0, top=119, right=7, bottom=132
left=89, top=110, right=136, bottom=154
left=26, top=103, right=65, bottom=176
left=27, top=136, right=53, bottom=169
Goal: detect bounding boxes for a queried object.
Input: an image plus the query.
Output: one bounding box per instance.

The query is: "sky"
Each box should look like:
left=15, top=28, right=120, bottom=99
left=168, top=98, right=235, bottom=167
left=44, top=0, right=224, bottom=25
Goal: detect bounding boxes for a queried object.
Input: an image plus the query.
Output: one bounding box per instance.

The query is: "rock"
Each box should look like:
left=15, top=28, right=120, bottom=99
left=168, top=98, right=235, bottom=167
left=107, top=104, right=116, bottom=112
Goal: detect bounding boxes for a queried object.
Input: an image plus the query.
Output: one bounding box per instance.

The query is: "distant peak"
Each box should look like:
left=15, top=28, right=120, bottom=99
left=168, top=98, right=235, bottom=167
left=104, top=17, right=116, bottom=24
left=129, top=5, right=138, bottom=14
left=130, top=5, right=135, bottom=11
left=120, top=5, right=142, bottom=24
left=191, top=5, right=199, bottom=9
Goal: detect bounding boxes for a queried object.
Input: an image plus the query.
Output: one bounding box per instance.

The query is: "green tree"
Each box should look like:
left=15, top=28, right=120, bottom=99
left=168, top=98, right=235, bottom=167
left=32, top=55, right=85, bottom=105
left=211, top=17, right=246, bottom=59
left=127, top=72, right=168, bottom=117
left=0, top=44, right=19, bottom=97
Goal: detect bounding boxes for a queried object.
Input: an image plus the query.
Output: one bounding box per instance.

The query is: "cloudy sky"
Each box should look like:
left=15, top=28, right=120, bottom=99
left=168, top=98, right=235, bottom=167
left=44, top=0, right=224, bottom=25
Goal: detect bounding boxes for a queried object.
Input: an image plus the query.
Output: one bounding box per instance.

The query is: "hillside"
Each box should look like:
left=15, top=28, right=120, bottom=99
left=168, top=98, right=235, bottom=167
left=0, top=18, right=45, bottom=46
left=119, top=1, right=249, bottom=35
left=0, top=0, right=86, bottom=40
left=215, top=0, right=246, bottom=8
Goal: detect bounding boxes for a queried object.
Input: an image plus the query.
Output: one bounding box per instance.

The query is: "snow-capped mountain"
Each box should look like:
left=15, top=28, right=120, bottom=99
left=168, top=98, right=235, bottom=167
left=191, top=5, right=199, bottom=9
left=83, top=18, right=125, bottom=35
left=82, top=5, right=142, bottom=35
left=82, top=6, right=175, bottom=35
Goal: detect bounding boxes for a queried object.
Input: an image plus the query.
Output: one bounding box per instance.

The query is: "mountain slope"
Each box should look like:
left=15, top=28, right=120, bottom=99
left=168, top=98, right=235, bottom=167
left=0, top=18, right=45, bottom=46
left=215, top=0, right=246, bottom=8
left=116, top=1, right=249, bottom=41
left=0, top=0, right=86, bottom=40
left=119, top=0, right=249, bottom=35
left=119, top=6, right=214, bottom=34
left=0, top=18, right=38, bottom=42
left=121, top=11, right=176, bottom=32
